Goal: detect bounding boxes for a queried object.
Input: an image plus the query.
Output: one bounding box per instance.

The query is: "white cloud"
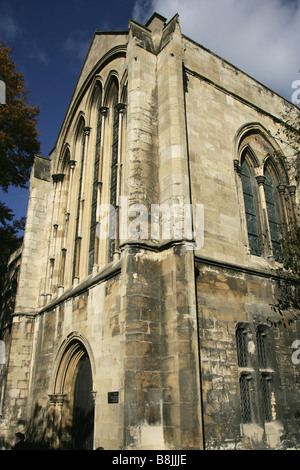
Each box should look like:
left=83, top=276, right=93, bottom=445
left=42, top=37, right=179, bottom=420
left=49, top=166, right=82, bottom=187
left=27, top=42, right=49, bottom=66
left=63, top=35, right=91, bottom=62
left=132, top=0, right=153, bottom=23
left=0, top=1, right=21, bottom=42
left=0, top=2, right=49, bottom=66
left=133, top=0, right=300, bottom=101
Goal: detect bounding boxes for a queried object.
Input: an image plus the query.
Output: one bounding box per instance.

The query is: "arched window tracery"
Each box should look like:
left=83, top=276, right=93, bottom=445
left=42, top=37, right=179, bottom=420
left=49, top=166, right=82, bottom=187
left=235, top=125, right=293, bottom=261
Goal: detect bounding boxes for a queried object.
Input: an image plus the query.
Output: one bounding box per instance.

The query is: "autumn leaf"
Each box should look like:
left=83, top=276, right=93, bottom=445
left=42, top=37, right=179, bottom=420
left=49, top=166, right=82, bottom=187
left=0, top=43, right=40, bottom=268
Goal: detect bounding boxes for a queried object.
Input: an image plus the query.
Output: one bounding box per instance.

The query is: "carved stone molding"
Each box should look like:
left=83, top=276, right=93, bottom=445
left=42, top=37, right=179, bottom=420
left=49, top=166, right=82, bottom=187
left=287, top=185, right=296, bottom=196
left=233, top=159, right=241, bottom=174
left=100, top=106, right=109, bottom=116
left=277, top=184, right=286, bottom=195
left=52, top=173, right=65, bottom=183
left=49, top=393, right=67, bottom=406
left=255, top=175, right=265, bottom=186
left=84, top=126, right=92, bottom=136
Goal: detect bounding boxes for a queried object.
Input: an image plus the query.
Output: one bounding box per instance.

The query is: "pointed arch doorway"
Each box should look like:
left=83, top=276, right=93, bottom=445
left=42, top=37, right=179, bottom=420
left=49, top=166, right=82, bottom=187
left=50, top=334, right=96, bottom=450
left=72, top=353, right=95, bottom=450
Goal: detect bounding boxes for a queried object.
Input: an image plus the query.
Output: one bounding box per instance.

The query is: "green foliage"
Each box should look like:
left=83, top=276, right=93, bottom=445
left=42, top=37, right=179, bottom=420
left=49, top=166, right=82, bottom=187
left=278, top=222, right=300, bottom=277
left=270, top=221, right=300, bottom=326
left=269, top=102, right=300, bottom=325
left=0, top=201, right=24, bottom=270
left=275, top=103, right=300, bottom=183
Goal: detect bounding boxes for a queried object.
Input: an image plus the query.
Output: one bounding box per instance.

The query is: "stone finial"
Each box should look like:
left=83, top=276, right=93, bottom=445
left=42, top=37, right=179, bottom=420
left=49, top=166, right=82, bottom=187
left=145, top=12, right=167, bottom=33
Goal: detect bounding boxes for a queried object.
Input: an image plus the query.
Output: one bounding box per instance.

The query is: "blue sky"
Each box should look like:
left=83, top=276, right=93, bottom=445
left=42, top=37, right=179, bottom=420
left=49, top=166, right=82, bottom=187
left=0, top=0, right=299, bottom=228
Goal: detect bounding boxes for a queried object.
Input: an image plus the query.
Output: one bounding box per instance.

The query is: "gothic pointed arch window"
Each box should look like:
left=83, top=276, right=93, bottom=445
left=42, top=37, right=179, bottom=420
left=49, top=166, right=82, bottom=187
left=236, top=124, right=293, bottom=261
left=59, top=146, right=71, bottom=287
left=240, top=152, right=261, bottom=256
left=73, top=117, right=87, bottom=282
left=88, top=83, right=103, bottom=274
left=263, top=163, right=282, bottom=260
left=106, top=77, right=119, bottom=262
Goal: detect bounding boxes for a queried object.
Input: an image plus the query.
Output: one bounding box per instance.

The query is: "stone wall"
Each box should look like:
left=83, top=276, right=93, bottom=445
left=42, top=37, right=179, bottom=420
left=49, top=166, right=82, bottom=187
left=0, top=12, right=299, bottom=450
left=24, top=266, right=123, bottom=450
left=196, top=260, right=300, bottom=449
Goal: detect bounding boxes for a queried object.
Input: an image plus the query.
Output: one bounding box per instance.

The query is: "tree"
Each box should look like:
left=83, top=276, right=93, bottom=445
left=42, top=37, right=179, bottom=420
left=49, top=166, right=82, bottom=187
left=0, top=43, right=40, bottom=269
left=269, top=102, right=300, bottom=326
left=275, top=102, right=300, bottom=182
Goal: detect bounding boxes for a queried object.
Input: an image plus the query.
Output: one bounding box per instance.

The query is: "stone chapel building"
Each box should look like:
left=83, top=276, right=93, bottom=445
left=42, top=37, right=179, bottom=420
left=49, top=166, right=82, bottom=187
left=0, top=12, right=299, bottom=450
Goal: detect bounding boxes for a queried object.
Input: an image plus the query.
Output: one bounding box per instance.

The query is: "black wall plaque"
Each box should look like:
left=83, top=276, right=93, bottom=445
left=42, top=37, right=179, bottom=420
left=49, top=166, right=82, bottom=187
left=108, top=391, right=119, bottom=404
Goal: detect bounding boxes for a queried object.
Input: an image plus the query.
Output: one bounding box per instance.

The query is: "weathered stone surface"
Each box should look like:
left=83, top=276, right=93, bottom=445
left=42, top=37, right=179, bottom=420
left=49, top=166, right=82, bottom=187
left=0, top=12, right=299, bottom=451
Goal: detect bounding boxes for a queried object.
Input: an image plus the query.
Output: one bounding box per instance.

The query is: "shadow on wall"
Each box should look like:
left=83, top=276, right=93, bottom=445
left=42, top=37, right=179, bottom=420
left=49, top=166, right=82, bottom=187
left=0, top=401, right=95, bottom=450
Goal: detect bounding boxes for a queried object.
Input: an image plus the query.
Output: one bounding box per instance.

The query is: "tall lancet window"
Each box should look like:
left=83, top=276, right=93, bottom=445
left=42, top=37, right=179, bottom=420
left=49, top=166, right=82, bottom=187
left=59, top=147, right=71, bottom=287
left=108, top=82, right=119, bottom=262
left=240, top=157, right=261, bottom=256
left=88, top=87, right=103, bottom=274
left=73, top=122, right=86, bottom=281
left=264, top=167, right=281, bottom=260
